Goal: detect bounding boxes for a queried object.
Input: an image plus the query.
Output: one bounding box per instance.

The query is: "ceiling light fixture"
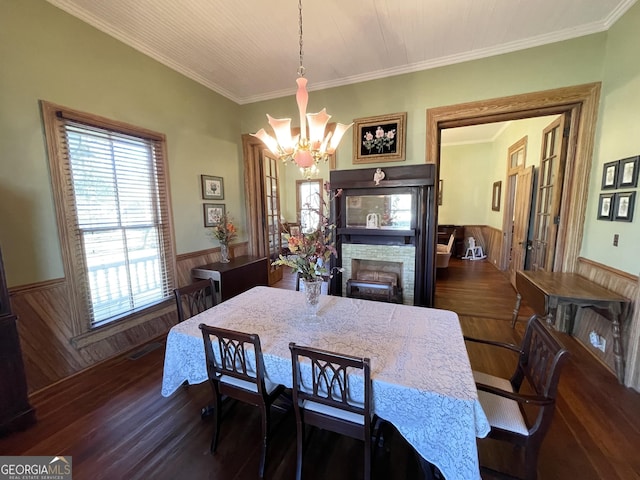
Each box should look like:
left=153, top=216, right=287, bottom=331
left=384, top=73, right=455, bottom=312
left=251, top=0, right=352, bottom=179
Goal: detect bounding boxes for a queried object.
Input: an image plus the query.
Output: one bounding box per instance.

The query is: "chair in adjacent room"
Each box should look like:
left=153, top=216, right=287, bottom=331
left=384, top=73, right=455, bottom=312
left=173, top=278, right=217, bottom=323
left=289, top=342, right=377, bottom=480
left=464, top=315, right=570, bottom=480
left=199, top=324, right=287, bottom=479
left=436, top=230, right=456, bottom=268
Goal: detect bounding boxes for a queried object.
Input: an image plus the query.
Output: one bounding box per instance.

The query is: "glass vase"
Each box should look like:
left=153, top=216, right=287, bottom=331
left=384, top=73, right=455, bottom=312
left=301, top=277, right=323, bottom=318
left=219, top=243, right=230, bottom=263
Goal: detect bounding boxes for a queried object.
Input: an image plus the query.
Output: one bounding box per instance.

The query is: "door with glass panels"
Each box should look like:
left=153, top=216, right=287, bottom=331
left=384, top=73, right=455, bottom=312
left=263, top=152, right=283, bottom=285
left=530, top=116, right=568, bottom=271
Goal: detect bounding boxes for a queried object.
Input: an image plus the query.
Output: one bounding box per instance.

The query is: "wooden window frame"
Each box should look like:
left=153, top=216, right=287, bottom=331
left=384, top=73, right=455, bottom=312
left=296, top=179, right=323, bottom=230
left=41, top=101, right=177, bottom=343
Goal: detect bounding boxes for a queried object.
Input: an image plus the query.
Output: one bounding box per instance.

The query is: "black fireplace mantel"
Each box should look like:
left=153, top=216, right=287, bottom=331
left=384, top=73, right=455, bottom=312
left=330, top=164, right=437, bottom=307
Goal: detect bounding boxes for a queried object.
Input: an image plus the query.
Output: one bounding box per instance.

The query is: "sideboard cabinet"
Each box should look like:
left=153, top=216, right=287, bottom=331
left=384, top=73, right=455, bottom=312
left=0, top=247, right=35, bottom=435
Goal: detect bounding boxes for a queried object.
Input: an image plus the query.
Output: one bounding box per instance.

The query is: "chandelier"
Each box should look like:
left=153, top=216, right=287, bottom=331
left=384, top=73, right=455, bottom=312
left=251, top=0, right=352, bottom=179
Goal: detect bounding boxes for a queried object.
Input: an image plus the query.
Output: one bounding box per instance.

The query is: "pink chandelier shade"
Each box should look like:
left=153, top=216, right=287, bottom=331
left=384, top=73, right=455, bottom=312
left=251, top=1, right=352, bottom=178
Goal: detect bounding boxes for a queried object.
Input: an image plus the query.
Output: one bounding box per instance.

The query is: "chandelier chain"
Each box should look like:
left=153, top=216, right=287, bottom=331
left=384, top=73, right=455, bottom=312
left=298, top=0, right=305, bottom=77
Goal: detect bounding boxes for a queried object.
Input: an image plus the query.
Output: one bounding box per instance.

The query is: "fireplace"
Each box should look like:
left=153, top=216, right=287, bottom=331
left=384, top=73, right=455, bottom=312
left=330, top=164, right=437, bottom=306
left=342, top=246, right=415, bottom=304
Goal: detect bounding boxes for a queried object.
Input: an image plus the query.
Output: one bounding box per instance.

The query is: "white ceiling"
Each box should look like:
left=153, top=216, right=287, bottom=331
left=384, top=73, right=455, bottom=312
left=45, top=0, right=635, bottom=105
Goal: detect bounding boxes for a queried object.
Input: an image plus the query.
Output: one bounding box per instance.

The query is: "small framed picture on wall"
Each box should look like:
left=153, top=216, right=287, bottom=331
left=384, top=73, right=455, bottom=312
left=492, top=181, right=502, bottom=211
left=597, top=193, right=614, bottom=220
left=617, top=156, right=639, bottom=188
left=613, top=191, right=635, bottom=222
left=201, top=175, right=224, bottom=200
left=203, top=203, right=225, bottom=227
left=601, top=161, right=618, bottom=189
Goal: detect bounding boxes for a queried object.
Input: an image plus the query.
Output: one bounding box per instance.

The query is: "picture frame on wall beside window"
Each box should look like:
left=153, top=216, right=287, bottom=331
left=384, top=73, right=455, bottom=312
left=601, top=161, right=619, bottom=189
left=617, top=156, right=639, bottom=188
left=597, top=193, right=615, bottom=220
left=201, top=175, right=224, bottom=200
left=204, top=203, right=225, bottom=227
left=613, top=191, right=635, bottom=222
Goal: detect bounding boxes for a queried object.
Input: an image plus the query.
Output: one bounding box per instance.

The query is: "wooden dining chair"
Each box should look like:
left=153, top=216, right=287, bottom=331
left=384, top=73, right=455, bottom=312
left=464, top=315, right=570, bottom=480
left=289, top=342, right=376, bottom=480
left=199, top=324, right=287, bottom=479
left=174, top=278, right=217, bottom=323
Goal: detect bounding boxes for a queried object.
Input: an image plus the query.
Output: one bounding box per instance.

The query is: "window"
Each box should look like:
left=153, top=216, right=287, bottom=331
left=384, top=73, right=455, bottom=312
left=42, top=102, right=176, bottom=332
left=296, top=179, right=323, bottom=231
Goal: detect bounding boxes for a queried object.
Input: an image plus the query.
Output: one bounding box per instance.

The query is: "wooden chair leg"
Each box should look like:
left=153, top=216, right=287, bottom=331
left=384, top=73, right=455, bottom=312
left=295, top=419, right=304, bottom=480
left=523, top=444, right=540, bottom=480
left=258, top=405, right=270, bottom=478
left=210, top=394, right=222, bottom=454
left=364, top=434, right=371, bottom=480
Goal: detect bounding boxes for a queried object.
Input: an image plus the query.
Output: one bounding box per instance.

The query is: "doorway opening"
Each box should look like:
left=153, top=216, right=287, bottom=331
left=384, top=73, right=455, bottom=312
left=428, top=83, right=601, bottom=309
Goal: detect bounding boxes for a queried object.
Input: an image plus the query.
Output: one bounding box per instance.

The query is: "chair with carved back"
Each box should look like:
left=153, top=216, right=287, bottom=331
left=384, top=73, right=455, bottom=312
left=199, top=324, right=287, bottom=479
left=174, top=278, right=217, bottom=323
left=289, top=342, right=377, bottom=480
left=464, top=315, right=570, bottom=480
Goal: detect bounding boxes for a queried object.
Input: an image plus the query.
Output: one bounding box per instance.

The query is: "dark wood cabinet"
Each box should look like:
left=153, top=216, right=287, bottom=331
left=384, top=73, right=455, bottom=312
left=0, top=247, right=36, bottom=436
left=191, top=255, right=269, bottom=304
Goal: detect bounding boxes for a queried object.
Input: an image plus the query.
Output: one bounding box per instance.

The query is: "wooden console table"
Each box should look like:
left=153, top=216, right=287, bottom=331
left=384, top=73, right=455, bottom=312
left=512, top=270, right=630, bottom=383
left=191, top=255, right=268, bottom=304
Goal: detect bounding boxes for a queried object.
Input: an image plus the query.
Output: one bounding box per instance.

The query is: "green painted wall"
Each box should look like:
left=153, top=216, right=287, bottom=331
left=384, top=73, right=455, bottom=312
left=241, top=34, right=606, bottom=169
left=0, top=0, right=244, bottom=286
left=1, top=0, right=639, bottom=289
left=582, top=3, right=640, bottom=273
left=439, top=142, right=494, bottom=226
left=439, top=116, right=558, bottom=230
left=241, top=4, right=639, bottom=275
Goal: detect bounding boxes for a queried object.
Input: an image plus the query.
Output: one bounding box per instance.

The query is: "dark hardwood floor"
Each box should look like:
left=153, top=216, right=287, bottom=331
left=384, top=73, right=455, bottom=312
left=1, top=259, right=639, bottom=479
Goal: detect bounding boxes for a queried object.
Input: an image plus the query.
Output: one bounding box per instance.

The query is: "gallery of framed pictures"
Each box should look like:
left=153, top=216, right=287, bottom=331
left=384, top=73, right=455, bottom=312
left=597, top=192, right=635, bottom=222
left=352, top=112, right=407, bottom=164
left=598, top=155, right=637, bottom=222
left=204, top=203, right=225, bottom=227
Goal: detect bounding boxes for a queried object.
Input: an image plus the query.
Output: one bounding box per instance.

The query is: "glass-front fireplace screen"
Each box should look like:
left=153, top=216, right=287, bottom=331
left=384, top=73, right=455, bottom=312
left=345, top=192, right=414, bottom=229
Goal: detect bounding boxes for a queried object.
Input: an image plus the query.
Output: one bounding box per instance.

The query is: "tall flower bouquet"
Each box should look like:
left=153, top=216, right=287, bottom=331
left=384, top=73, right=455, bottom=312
left=210, top=213, right=237, bottom=245
left=272, top=187, right=341, bottom=281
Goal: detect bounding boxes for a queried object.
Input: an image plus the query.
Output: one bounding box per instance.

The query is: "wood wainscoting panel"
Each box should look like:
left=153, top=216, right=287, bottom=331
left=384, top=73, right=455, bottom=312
left=10, top=243, right=249, bottom=394
left=575, top=257, right=638, bottom=388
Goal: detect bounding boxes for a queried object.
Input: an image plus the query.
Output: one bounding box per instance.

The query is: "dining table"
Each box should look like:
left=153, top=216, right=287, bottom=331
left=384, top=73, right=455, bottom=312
left=161, top=286, right=490, bottom=480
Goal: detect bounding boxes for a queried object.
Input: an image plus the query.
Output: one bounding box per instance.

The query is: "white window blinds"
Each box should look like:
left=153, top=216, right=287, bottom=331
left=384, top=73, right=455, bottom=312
left=44, top=104, right=176, bottom=329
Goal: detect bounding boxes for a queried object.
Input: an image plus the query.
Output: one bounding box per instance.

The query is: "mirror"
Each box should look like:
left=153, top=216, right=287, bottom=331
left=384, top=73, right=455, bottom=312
left=345, top=193, right=413, bottom=229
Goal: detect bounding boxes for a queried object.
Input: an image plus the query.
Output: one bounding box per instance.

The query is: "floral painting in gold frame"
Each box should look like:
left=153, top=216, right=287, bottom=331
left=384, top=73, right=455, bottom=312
left=353, top=112, right=407, bottom=164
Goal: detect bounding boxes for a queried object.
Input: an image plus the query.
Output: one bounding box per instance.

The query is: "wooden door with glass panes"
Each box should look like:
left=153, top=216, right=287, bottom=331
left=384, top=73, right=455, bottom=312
left=263, top=152, right=283, bottom=285
left=530, top=116, right=568, bottom=271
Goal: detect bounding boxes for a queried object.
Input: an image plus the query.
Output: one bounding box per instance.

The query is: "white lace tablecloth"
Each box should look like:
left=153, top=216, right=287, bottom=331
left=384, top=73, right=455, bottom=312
left=161, top=286, right=489, bottom=479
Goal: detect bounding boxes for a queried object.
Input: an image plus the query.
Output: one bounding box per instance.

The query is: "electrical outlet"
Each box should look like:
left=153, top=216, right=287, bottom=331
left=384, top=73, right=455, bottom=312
left=613, top=234, right=619, bottom=246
